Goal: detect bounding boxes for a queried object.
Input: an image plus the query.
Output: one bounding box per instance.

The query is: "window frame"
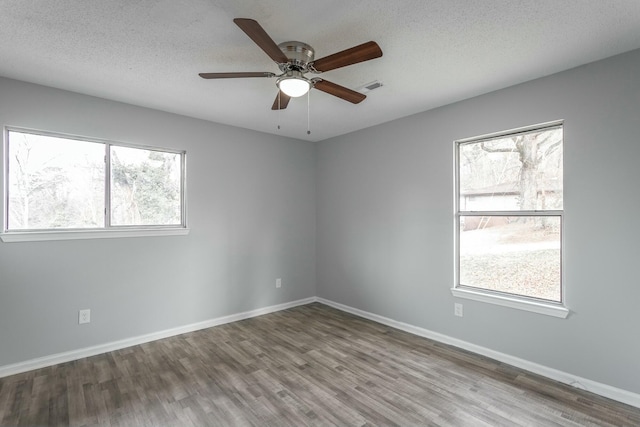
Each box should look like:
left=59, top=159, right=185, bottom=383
left=1, top=126, right=189, bottom=242
left=452, top=121, right=568, bottom=318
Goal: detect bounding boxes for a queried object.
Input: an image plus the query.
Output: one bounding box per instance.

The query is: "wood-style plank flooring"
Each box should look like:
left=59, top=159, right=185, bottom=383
left=1, top=303, right=639, bottom=426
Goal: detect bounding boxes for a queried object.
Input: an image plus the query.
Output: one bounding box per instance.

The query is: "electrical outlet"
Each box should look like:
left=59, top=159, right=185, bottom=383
left=79, top=309, right=91, bottom=324
left=276, top=278, right=282, bottom=288
left=454, top=303, right=463, bottom=317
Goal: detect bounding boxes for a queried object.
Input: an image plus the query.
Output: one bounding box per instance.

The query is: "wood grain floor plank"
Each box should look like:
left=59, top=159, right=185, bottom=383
left=2, top=302, right=640, bottom=426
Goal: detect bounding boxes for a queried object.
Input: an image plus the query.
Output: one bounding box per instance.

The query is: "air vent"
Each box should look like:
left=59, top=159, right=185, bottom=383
left=357, top=80, right=383, bottom=94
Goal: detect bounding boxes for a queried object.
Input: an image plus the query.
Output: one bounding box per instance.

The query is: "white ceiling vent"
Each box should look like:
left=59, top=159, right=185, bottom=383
left=357, top=80, right=384, bottom=94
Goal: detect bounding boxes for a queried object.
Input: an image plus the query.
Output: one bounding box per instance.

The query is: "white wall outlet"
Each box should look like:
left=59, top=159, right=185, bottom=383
left=454, top=303, right=463, bottom=317
left=276, top=278, right=282, bottom=288
left=79, top=309, right=91, bottom=324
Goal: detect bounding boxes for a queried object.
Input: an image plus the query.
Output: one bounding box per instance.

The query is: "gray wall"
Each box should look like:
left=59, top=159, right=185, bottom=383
left=2, top=48, right=639, bottom=397
left=0, top=77, right=316, bottom=366
left=316, top=49, right=640, bottom=394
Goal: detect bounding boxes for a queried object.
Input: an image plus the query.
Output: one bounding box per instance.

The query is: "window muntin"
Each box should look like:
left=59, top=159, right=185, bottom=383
left=455, top=122, right=563, bottom=304
left=4, top=128, right=186, bottom=233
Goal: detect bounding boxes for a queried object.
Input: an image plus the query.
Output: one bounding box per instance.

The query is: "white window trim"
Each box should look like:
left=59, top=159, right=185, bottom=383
left=0, top=228, right=190, bottom=243
left=453, top=120, right=568, bottom=318
left=3, top=126, right=188, bottom=241
left=451, top=287, right=569, bottom=318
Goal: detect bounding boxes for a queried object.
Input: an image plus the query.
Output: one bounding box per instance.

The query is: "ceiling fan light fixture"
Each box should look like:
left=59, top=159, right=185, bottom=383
left=199, top=19, right=383, bottom=112
left=277, top=71, right=311, bottom=97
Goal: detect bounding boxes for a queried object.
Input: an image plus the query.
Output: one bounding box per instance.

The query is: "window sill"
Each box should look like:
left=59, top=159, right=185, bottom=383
left=0, top=228, right=190, bottom=243
left=451, top=287, right=569, bottom=318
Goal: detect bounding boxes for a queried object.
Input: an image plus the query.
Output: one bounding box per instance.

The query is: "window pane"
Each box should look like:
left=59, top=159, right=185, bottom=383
left=110, top=146, right=182, bottom=226
left=7, top=131, right=105, bottom=230
left=459, top=216, right=561, bottom=302
left=459, top=127, right=563, bottom=211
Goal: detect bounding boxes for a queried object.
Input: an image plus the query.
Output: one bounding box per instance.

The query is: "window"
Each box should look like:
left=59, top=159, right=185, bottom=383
left=453, top=121, right=567, bottom=317
left=2, top=127, right=187, bottom=241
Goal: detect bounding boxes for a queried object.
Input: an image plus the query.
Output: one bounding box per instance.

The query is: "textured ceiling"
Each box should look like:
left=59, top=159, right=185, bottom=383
left=2, top=0, right=640, bottom=141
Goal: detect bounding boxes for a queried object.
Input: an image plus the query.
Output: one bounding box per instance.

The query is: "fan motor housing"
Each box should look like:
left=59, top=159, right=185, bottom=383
left=278, top=41, right=314, bottom=70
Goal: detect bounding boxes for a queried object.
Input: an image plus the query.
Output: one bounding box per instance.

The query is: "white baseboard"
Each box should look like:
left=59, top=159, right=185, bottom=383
left=317, top=297, right=640, bottom=409
left=0, top=297, right=316, bottom=379
left=3, top=295, right=638, bottom=410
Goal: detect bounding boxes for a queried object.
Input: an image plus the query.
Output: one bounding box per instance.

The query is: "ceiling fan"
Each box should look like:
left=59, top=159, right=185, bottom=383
left=199, top=18, right=383, bottom=110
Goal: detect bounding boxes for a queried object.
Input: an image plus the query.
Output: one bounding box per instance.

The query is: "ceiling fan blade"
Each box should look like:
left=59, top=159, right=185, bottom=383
left=199, top=72, right=275, bottom=79
left=271, top=91, right=291, bottom=110
left=310, top=41, right=382, bottom=72
left=313, top=79, right=366, bottom=104
left=233, top=18, right=289, bottom=64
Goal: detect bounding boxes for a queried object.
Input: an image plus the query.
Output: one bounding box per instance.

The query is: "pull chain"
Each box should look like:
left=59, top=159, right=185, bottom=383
left=277, top=91, right=281, bottom=130
left=307, top=89, right=311, bottom=135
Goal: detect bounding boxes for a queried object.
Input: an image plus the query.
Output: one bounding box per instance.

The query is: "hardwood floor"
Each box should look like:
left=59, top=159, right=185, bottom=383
left=1, top=302, right=639, bottom=426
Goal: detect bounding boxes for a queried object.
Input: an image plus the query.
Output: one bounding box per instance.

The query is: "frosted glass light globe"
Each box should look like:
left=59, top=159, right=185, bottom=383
left=277, top=72, right=311, bottom=97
